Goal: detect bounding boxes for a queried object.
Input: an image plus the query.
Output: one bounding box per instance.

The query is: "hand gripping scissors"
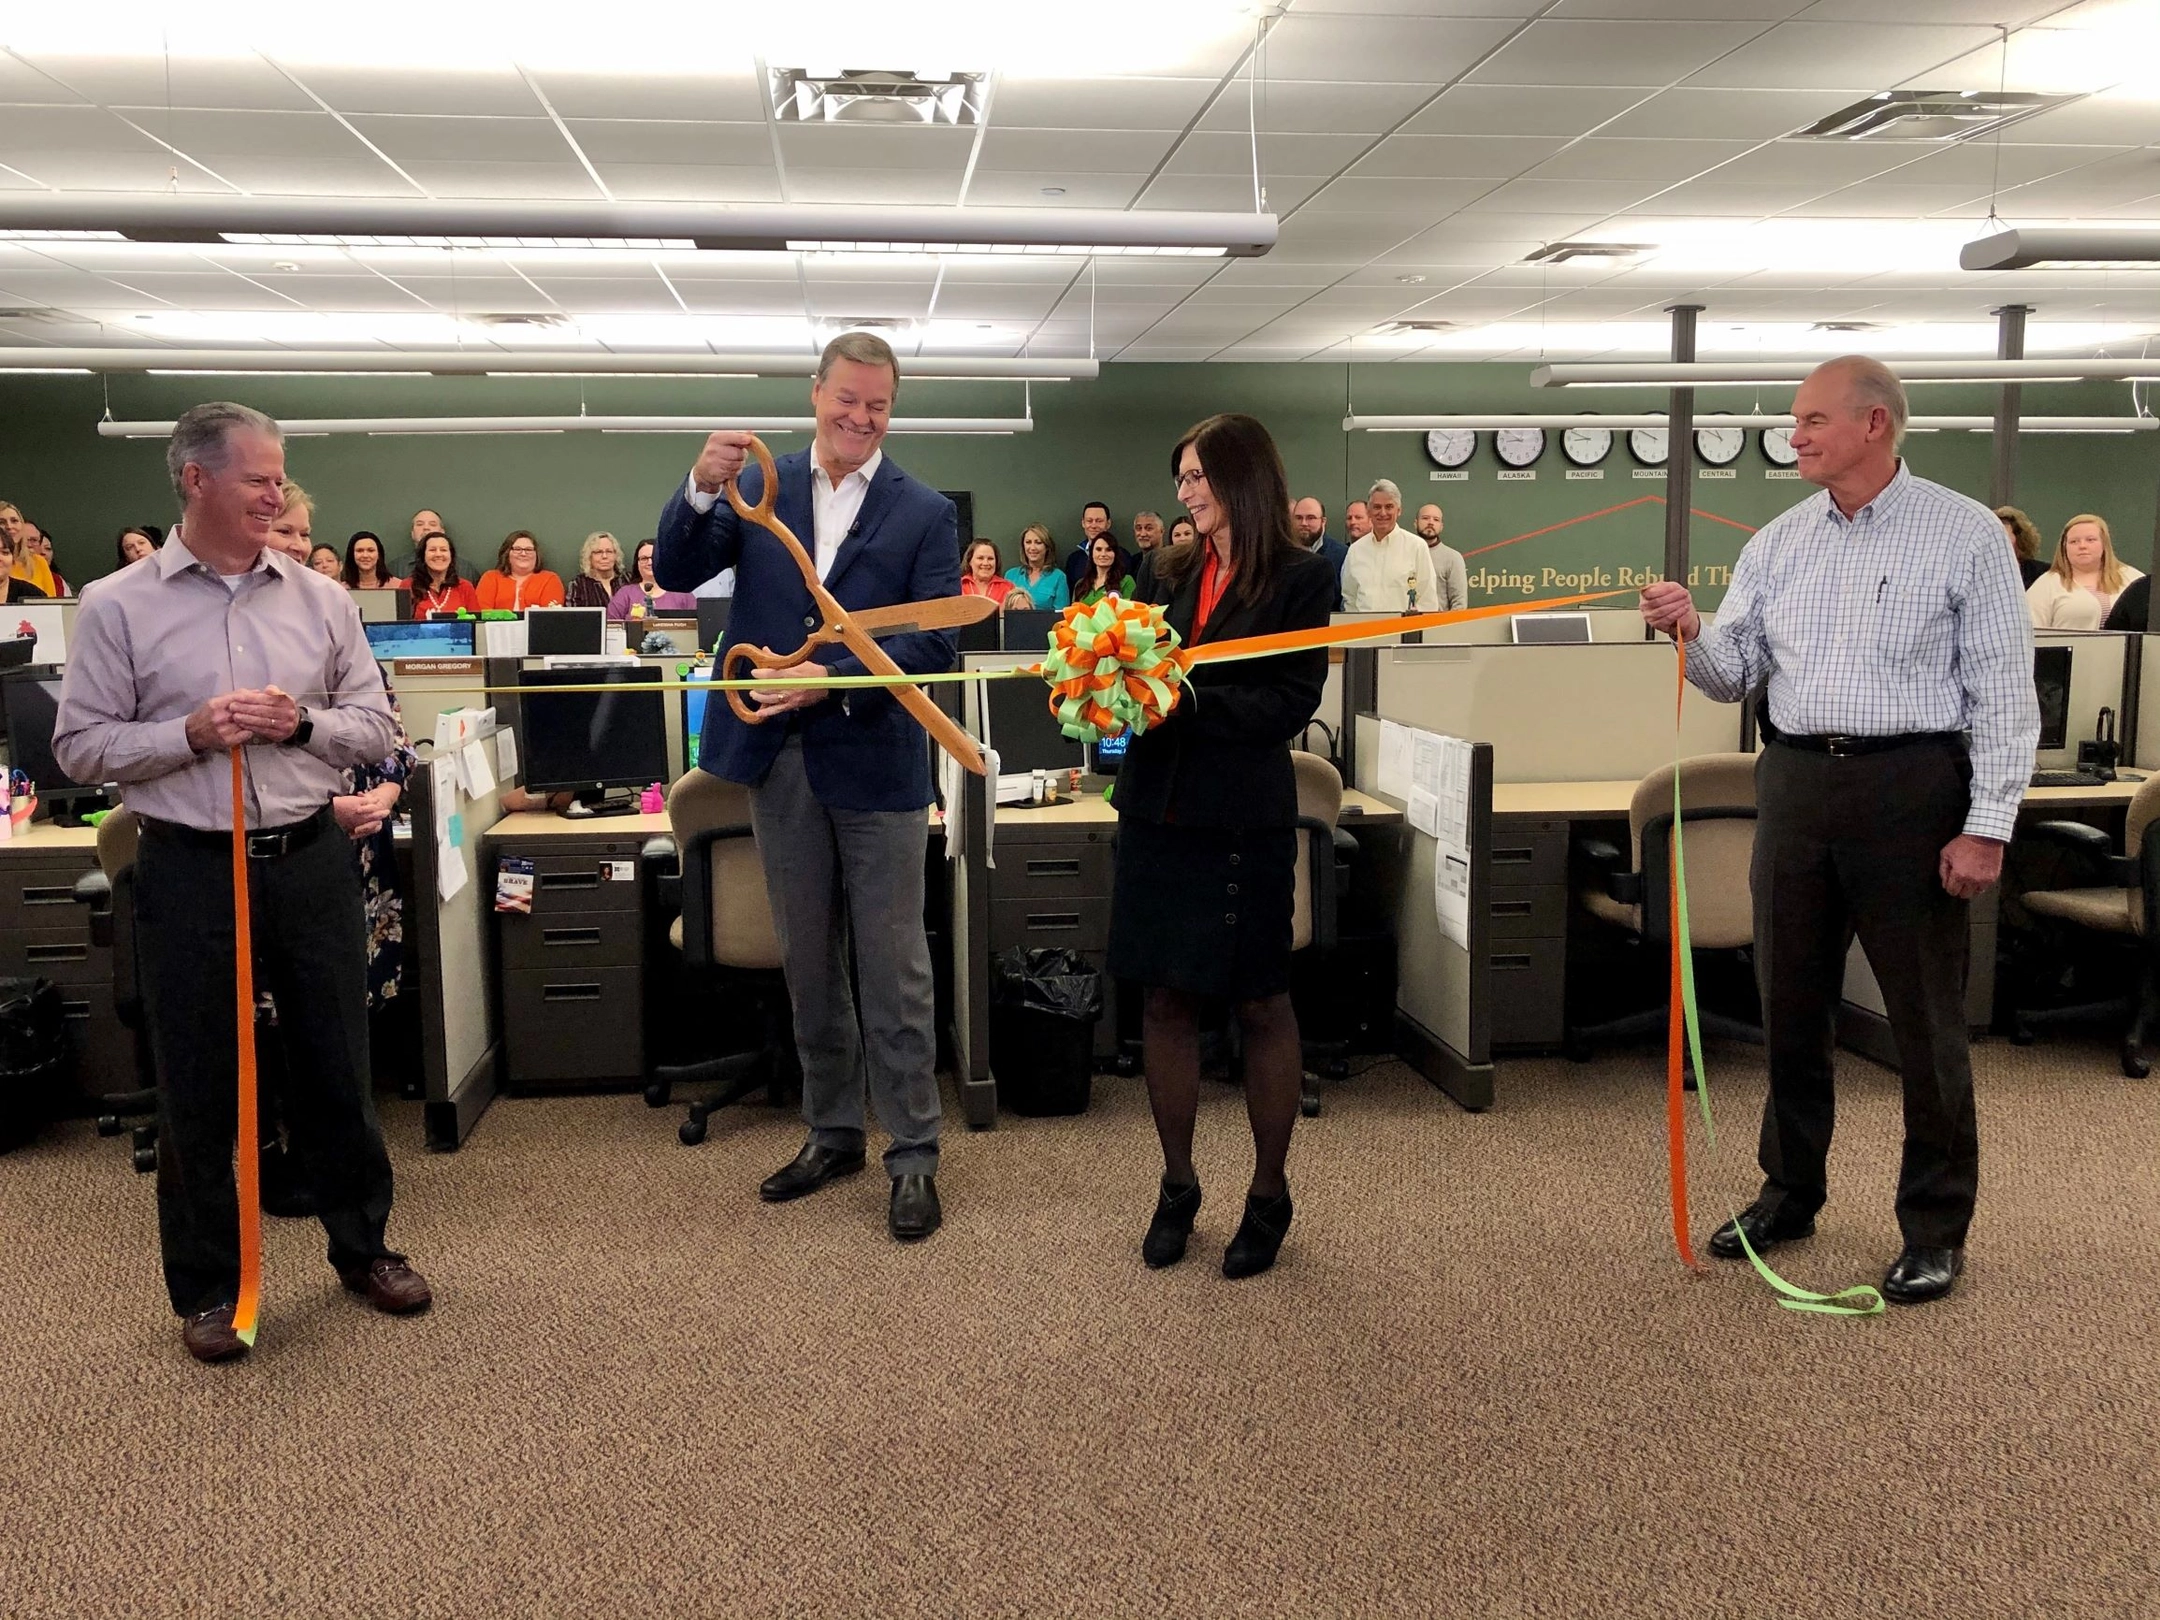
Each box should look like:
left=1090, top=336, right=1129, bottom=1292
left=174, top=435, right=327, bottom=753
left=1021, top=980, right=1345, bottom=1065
left=717, top=435, right=990, bottom=776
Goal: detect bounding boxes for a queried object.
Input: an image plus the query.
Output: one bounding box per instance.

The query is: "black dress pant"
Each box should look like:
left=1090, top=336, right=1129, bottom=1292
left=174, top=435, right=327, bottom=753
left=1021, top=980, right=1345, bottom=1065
left=1750, top=738, right=1980, bottom=1248
left=136, top=815, right=396, bottom=1315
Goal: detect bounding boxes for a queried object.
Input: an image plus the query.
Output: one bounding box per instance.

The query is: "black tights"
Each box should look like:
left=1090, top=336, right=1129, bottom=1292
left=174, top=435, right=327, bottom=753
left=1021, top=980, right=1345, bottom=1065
left=1142, top=987, right=1301, bottom=1199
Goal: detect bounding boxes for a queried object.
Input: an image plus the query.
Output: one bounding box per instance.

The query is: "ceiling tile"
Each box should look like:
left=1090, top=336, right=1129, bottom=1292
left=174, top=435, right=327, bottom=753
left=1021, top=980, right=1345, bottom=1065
left=1256, top=15, right=1524, bottom=83
left=104, top=108, right=374, bottom=160
left=1344, top=133, right=1570, bottom=178
left=1682, top=22, right=2003, bottom=90
left=1779, top=186, right=1994, bottom=216
left=1398, top=84, right=1650, bottom=138
left=1555, top=0, right=1807, bottom=14
left=1793, top=0, right=2061, bottom=20
left=670, top=281, right=808, bottom=314
left=1452, top=176, right=1663, bottom=213
left=291, top=66, right=541, bottom=117
left=973, top=128, right=1177, bottom=172
left=1527, top=138, right=1757, bottom=182
left=962, top=172, right=1149, bottom=208
left=0, top=104, right=162, bottom=153
left=988, top=77, right=1215, bottom=130
left=1998, top=92, right=2160, bottom=146
left=1469, top=20, right=1776, bottom=87
left=775, top=125, right=974, bottom=171
left=597, top=163, right=784, bottom=203
left=1139, top=173, right=1330, bottom=211
left=0, top=149, right=199, bottom=190
left=783, top=168, right=962, bottom=205
left=1298, top=176, right=1500, bottom=214
left=204, top=156, right=421, bottom=198
left=1593, top=86, right=1850, bottom=138
left=396, top=161, right=603, bottom=199
left=1622, top=177, right=1825, bottom=213
left=562, top=120, right=770, bottom=167
left=14, top=53, right=316, bottom=110
left=1196, top=80, right=1436, bottom=137
left=349, top=114, right=566, bottom=163
left=1162, top=130, right=1378, bottom=177
left=531, top=72, right=764, bottom=122
left=1699, top=140, right=1932, bottom=185
left=0, top=57, right=86, bottom=104
left=526, top=277, right=683, bottom=314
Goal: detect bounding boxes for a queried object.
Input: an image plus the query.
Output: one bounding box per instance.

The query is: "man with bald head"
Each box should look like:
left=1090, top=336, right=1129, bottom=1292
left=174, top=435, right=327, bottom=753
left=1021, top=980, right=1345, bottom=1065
left=1415, top=503, right=1467, bottom=612
left=1344, top=501, right=1370, bottom=544
left=1291, top=496, right=1346, bottom=609
left=1642, top=356, right=2037, bottom=1305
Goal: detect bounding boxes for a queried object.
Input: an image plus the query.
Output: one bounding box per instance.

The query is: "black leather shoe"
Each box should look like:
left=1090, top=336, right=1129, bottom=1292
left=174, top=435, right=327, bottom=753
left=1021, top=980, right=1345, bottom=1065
left=1142, top=1177, right=1202, bottom=1270
left=1222, top=1188, right=1293, bottom=1280
left=889, top=1174, right=941, bottom=1242
left=1707, top=1200, right=1816, bottom=1260
left=1882, top=1244, right=1963, bottom=1305
left=758, top=1143, right=866, bottom=1203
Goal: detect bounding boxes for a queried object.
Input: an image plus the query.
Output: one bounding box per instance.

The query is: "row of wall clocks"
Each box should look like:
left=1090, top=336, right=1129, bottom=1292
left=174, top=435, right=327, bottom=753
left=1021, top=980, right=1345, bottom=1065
left=1422, top=423, right=1799, bottom=471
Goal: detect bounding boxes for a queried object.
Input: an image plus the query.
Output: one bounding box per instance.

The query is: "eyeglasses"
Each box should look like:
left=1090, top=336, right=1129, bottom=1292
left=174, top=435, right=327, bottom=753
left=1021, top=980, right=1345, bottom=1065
left=507, top=545, right=537, bottom=555
left=1173, top=468, right=1207, bottom=492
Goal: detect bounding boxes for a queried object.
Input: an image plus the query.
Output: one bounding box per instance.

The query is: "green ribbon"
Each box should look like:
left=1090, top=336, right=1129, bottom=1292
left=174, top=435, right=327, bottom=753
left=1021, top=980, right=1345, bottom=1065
left=1036, top=597, right=1191, bottom=743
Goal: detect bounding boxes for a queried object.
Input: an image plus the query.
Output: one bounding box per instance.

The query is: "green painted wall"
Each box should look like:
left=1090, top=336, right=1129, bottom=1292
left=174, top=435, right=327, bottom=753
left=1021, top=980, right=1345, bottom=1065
left=5, top=363, right=2154, bottom=610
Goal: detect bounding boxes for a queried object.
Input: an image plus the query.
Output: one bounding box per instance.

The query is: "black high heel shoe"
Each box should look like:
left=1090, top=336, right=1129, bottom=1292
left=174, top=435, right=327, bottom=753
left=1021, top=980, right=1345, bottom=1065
left=1222, top=1188, right=1293, bottom=1279
left=1142, top=1177, right=1203, bottom=1269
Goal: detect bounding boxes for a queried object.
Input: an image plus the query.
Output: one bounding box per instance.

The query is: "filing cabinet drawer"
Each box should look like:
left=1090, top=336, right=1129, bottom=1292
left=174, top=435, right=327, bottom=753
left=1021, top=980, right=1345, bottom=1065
left=1487, top=939, right=1566, bottom=1047
left=989, top=896, right=1111, bottom=953
left=0, top=925, right=108, bottom=985
left=56, top=984, right=135, bottom=1101
left=499, top=907, right=643, bottom=972
left=0, top=863, right=96, bottom=927
left=1484, top=886, right=1567, bottom=942
left=1488, top=821, right=1569, bottom=888
left=996, top=820, right=1114, bottom=850
left=526, top=853, right=643, bottom=914
left=502, top=966, right=643, bottom=1087
left=994, top=844, right=1115, bottom=903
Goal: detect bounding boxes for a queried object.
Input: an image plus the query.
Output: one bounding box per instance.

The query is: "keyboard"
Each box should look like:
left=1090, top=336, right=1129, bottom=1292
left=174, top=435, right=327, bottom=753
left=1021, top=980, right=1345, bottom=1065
left=2031, top=771, right=2109, bottom=788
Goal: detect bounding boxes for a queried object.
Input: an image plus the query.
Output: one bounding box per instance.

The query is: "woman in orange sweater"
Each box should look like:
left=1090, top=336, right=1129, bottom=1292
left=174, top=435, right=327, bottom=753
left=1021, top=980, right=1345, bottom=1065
left=475, top=530, right=566, bottom=611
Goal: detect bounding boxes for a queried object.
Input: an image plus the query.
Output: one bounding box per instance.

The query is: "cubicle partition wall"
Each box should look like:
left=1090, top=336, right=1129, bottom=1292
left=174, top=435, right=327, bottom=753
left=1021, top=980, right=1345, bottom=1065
left=2034, top=630, right=2127, bottom=771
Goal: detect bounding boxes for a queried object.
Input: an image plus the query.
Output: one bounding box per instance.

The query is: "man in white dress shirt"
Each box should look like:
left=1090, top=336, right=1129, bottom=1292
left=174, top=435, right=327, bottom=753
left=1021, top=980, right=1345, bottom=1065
left=1340, top=480, right=1439, bottom=612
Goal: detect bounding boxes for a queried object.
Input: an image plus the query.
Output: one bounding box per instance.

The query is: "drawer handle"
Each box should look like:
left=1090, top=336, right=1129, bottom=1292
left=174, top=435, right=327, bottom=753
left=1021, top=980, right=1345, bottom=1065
left=542, top=927, right=602, bottom=947
left=1024, top=859, right=1081, bottom=877
left=543, top=872, right=601, bottom=890
left=542, top=983, right=604, bottom=1002
left=1490, top=900, right=1534, bottom=917
left=28, top=944, right=89, bottom=964
left=23, top=885, right=77, bottom=906
left=1492, top=848, right=1535, bottom=866
left=61, top=999, right=92, bottom=1021
left=1492, top=954, right=1533, bottom=970
left=1025, top=913, right=1082, bottom=931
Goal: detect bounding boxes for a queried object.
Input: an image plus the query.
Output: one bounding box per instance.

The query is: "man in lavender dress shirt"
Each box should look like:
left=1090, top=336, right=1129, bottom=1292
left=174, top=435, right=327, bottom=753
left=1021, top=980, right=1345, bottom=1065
left=56, top=402, right=433, bottom=1363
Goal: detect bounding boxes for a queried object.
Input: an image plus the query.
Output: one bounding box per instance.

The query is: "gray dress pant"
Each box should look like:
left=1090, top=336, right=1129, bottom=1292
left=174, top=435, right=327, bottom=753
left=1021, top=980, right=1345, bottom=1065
left=748, top=736, right=940, bottom=1175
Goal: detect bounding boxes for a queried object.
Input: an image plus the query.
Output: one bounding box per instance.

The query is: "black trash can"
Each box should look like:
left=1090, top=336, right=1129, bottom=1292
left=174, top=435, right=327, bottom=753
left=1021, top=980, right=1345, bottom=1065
left=0, top=977, right=70, bottom=1153
left=989, top=947, right=1103, bottom=1117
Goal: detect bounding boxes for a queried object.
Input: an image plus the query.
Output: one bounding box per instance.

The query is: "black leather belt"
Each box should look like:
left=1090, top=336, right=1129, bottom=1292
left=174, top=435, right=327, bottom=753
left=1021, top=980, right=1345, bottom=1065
left=1770, top=730, right=1964, bottom=758
left=141, top=807, right=330, bottom=859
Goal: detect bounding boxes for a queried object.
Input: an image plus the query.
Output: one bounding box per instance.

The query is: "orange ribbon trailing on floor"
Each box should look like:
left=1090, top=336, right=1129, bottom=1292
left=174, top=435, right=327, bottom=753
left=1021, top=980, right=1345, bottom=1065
left=230, top=746, right=262, bottom=1347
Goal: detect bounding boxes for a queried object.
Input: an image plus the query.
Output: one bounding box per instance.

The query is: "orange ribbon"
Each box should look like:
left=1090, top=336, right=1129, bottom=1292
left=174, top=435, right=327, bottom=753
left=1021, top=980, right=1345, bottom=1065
left=230, top=747, right=262, bottom=1346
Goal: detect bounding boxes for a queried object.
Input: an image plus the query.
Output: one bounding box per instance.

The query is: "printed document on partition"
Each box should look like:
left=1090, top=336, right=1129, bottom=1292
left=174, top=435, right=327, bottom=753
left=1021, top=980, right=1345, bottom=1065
left=1435, top=846, right=1471, bottom=949
left=429, top=757, right=457, bottom=836
left=459, top=738, right=497, bottom=798
left=1377, top=720, right=1413, bottom=802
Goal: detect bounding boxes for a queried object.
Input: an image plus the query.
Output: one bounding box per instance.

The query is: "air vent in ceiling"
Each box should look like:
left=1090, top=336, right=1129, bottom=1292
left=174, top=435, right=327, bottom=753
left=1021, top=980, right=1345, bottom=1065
left=474, top=312, right=571, bottom=329
left=0, top=306, right=67, bottom=323
left=1375, top=320, right=1458, bottom=335
left=1523, top=242, right=1652, bottom=265
left=827, top=316, right=911, bottom=332
left=1811, top=320, right=1882, bottom=333
left=771, top=68, right=985, bottom=126
left=1795, top=90, right=2078, bottom=143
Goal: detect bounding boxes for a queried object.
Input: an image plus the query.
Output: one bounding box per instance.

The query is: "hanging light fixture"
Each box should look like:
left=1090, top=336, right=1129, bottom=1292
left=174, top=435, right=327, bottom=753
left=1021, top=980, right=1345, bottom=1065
left=95, top=415, right=1035, bottom=439
left=0, top=348, right=1095, bottom=381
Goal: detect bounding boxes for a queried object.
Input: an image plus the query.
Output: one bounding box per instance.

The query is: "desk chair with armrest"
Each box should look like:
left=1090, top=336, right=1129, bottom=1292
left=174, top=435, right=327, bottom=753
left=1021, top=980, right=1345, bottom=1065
left=70, top=809, right=158, bottom=1172
left=643, top=770, right=799, bottom=1144
left=1568, top=753, right=1762, bottom=1064
left=2011, top=775, right=2160, bottom=1079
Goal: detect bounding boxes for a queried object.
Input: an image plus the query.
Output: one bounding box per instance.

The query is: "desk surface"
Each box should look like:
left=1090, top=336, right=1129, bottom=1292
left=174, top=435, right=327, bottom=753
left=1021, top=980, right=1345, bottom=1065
left=989, top=786, right=1404, bottom=828
left=0, top=820, right=100, bottom=854
left=486, top=807, right=953, bottom=840
left=1492, top=774, right=2147, bottom=820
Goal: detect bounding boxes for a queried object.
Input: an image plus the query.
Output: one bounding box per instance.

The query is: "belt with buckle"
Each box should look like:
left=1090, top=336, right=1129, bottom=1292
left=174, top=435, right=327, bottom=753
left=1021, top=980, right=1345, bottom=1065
left=1770, top=730, right=1963, bottom=759
left=142, top=807, right=330, bottom=859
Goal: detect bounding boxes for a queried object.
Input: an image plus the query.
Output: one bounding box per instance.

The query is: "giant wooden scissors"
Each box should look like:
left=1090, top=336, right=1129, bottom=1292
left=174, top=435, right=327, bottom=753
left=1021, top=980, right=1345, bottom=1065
left=719, top=434, right=989, bottom=776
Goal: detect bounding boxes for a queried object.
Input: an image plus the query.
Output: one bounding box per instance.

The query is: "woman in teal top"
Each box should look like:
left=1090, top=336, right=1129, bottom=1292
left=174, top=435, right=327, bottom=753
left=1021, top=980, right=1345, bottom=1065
left=1004, top=523, right=1071, bottom=610
left=1075, top=531, right=1136, bottom=606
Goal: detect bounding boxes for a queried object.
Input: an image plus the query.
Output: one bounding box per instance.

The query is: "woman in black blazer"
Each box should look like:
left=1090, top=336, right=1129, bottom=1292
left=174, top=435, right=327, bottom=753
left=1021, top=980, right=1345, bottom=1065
left=1108, top=412, right=1335, bottom=1279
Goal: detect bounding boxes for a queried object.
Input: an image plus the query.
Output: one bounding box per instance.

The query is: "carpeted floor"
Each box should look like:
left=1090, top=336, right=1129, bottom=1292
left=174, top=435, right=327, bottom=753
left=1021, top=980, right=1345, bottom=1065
left=4, top=1034, right=2156, bottom=1619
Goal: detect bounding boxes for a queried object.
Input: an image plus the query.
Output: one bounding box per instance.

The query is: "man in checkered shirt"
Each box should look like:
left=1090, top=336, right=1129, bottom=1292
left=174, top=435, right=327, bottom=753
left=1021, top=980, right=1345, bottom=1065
left=1642, top=355, right=2039, bottom=1306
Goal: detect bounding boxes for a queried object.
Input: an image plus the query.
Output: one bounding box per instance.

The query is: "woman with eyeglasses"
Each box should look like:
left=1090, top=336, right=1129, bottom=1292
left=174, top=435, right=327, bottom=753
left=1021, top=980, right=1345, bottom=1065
left=566, top=531, right=627, bottom=610
left=476, top=529, right=567, bottom=611
left=608, top=539, right=699, bottom=621
left=1108, top=413, right=1335, bottom=1281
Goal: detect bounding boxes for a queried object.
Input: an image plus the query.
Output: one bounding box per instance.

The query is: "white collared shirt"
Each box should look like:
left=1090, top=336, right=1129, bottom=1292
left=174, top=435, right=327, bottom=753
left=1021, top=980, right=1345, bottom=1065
left=684, top=447, right=883, bottom=581
left=1341, top=524, right=1440, bottom=612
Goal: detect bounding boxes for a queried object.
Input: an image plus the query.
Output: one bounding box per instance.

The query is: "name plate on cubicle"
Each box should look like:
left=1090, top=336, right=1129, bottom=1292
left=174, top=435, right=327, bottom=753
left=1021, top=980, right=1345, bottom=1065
left=392, top=658, right=483, bottom=677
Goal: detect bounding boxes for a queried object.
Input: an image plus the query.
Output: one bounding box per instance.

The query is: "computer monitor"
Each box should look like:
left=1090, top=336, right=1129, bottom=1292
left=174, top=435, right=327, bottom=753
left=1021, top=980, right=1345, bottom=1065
left=517, top=665, right=669, bottom=808
left=1511, top=612, right=1593, bottom=645
left=350, top=587, right=402, bottom=623
left=985, top=674, right=1084, bottom=775
left=527, top=606, right=606, bottom=656
left=1, top=668, right=105, bottom=823
left=682, top=665, right=716, bottom=772
left=1001, top=608, right=1058, bottom=655
left=696, top=597, right=732, bottom=653
left=2035, top=645, right=2072, bottom=753
left=363, top=619, right=475, bottom=660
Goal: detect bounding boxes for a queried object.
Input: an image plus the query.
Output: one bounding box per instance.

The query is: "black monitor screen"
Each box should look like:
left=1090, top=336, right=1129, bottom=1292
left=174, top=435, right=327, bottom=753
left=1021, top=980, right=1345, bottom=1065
left=696, top=597, right=731, bottom=653
left=2035, top=645, right=2072, bottom=752
left=986, top=674, right=1084, bottom=776
left=517, top=666, right=669, bottom=793
left=527, top=607, right=606, bottom=656
left=365, top=619, right=474, bottom=660
left=1, top=673, right=80, bottom=791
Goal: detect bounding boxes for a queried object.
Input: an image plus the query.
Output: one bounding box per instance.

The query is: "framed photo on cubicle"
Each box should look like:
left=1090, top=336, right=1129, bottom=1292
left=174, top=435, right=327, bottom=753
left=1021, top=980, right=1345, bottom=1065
left=1509, top=613, right=1592, bottom=645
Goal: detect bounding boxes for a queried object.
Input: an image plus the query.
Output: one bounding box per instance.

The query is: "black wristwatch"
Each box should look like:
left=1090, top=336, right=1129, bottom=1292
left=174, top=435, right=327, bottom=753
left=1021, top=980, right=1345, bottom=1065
left=283, top=705, right=314, bottom=748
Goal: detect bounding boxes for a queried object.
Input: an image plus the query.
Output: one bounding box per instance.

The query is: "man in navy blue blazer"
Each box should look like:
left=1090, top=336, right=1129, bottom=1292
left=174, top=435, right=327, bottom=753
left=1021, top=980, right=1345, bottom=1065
left=654, top=331, right=958, bottom=1242
left=1291, top=496, right=1347, bottom=611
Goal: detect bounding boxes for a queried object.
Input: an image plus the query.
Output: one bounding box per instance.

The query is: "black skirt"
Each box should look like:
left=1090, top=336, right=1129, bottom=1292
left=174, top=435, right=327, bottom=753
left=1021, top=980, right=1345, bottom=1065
left=1107, top=818, right=1298, bottom=1001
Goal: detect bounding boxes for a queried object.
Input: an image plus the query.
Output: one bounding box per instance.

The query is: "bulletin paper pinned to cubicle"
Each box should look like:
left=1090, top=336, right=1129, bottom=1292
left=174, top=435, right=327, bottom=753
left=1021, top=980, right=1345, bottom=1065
left=1404, top=726, right=1474, bottom=950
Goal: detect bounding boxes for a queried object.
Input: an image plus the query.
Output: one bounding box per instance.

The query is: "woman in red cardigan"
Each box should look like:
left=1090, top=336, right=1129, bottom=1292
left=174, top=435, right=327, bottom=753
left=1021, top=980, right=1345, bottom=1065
left=405, top=531, right=478, bottom=618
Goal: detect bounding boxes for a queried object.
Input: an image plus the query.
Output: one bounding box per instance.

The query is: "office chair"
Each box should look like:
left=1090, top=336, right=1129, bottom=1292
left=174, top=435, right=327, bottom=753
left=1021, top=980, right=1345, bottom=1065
left=70, top=809, right=158, bottom=1172
left=1289, top=752, right=1356, bottom=1116
left=1567, top=753, right=1763, bottom=1065
left=642, top=770, right=799, bottom=1144
left=2007, top=776, right=2160, bottom=1079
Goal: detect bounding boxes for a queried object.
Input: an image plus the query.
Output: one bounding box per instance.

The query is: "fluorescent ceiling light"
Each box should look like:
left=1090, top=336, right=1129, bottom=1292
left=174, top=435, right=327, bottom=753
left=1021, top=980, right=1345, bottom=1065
left=1533, top=359, right=2160, bottom=386
left=96, top=416, right=1034, bottom=439
left=1406, top=320, right=2150, bottom=360
left=1961, top=228, right=2160, bottom=271
left=1345, top=414, right=2156, bottom=434
left=0, top=196, right=1275, bottom=258
left=0, top=347, right=1096, bottom=380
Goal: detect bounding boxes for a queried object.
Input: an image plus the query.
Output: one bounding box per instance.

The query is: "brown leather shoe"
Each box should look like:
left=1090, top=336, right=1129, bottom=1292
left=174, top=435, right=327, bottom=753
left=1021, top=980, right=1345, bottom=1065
left=338, top=1255, right=434, bottom=1316
left=181, top=1302, right=249, bottom=1364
